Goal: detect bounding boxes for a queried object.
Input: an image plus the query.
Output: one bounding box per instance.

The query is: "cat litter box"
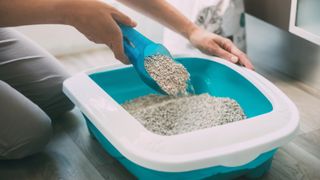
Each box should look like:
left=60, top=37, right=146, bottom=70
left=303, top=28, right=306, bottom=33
left=63, top=55, right=299, bottom=179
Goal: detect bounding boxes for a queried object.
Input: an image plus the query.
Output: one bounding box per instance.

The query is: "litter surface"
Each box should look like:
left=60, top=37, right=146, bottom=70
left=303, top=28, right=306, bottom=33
left=122, top=93, right=246, bottom=136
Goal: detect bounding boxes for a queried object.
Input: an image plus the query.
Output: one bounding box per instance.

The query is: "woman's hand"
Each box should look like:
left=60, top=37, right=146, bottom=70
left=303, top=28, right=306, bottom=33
left=188, top=27, right=254, bottom=70
left=62, top=0, right=136, bottom=64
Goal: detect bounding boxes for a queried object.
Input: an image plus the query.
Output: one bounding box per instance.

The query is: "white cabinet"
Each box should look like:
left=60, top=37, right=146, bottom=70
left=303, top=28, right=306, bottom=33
left=289, top=0, right=320, bottom=45
left=245, top=0, right=320, bottom=46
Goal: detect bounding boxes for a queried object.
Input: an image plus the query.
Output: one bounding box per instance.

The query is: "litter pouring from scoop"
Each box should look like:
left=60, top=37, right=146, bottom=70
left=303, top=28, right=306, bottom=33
left=119, top=25, right=194, bottom=96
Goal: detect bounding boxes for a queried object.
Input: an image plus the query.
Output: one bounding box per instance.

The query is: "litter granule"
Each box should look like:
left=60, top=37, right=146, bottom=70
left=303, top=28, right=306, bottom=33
left=144, top=55, right=190, bottom=96
left=122, top=93, right=246, bottom=136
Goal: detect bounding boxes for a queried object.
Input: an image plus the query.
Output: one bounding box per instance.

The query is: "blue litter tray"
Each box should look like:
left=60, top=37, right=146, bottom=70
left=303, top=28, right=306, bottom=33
left=63, top=55, right=299, bottom=180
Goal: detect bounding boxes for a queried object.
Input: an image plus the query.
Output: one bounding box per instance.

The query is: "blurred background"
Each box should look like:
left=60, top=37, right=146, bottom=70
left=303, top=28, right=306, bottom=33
left=14, top=0, right=320, bottom=94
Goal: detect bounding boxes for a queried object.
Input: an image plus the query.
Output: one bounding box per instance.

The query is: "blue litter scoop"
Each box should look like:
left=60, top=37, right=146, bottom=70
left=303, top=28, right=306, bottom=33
left=119, top=25, right=192, bottom=95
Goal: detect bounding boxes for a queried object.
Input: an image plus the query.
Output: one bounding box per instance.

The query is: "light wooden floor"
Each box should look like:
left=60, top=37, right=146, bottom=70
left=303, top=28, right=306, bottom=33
left=0, top=49, right=320, bottom=180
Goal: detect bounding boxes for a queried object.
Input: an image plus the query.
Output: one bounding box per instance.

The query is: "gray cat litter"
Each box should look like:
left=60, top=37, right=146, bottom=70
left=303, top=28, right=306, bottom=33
left=145, top=54, right=190, bottom=96
left=122, top=93, right=246, bottom=136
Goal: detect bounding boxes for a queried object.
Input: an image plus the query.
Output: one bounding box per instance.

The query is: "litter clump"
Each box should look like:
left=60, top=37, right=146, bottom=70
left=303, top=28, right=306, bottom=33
left=122, top=93, right=246, bottom=136
left=144, top=54, right=190, bottom=96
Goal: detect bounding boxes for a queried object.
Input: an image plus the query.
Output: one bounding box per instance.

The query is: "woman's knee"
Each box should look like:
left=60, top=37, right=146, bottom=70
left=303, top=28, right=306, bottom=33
left=0, top=28, right=74, bottom=119
left=1, top=115, right=52, bottom=160
left=0, top=81, right=52, bottom=159
left=45, top=73, right=75, bottom=119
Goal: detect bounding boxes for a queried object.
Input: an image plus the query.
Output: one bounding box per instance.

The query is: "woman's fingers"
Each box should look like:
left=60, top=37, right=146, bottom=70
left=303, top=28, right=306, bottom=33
left=66, top=1, right=134, bottom=64
left=211, top=46, right=239, bottom=64
left=111, top=9, right=137, bottom=27
left=109, top=10, right=136, bottom=64
left=105, top=19, right=130, bottom=64
left=110, top=40, right=130, bottom=64
left=230, top=46, right=254, bottom=70
left=189, top=28, right=254, bottom=69
left=218, top=37, right=254, bottom=70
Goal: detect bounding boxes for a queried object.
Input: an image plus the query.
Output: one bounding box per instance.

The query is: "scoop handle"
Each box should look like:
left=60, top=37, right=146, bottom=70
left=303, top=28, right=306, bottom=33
left=119, top=24, right=167, bottom=94
left=119, top=24, right=153, bottom=66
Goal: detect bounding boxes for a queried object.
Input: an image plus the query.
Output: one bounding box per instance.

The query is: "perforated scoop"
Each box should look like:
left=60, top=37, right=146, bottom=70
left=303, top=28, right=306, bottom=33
left=119, top=25, right=176, bottom=94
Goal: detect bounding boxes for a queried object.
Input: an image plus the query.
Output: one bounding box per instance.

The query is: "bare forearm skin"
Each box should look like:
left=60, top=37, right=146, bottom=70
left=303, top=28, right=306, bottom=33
left=0, top=0, right=69, bottom=27
left=0, top=0, right=198, bottom=38
left=117, top=0, right=199, bottom=39
left=0, top=0, right=253, bottom=68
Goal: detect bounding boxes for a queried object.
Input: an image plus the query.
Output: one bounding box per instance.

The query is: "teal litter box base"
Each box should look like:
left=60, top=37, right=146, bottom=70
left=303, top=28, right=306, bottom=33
left=84, top=116, right=276, bottom=180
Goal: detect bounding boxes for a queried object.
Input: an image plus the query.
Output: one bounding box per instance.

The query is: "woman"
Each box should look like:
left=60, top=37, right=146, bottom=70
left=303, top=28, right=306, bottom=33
left=0, top=0, right=253, bottom=159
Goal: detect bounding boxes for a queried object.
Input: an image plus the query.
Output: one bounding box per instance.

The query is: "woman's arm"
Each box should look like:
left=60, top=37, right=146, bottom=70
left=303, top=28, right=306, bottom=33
left=0, top=0, right=136, bottom=64
left=117, top=0, right=253, bottom=69
left=117, top=0, right=196, bottom=40
left=0, top=0, right=65, bottom=26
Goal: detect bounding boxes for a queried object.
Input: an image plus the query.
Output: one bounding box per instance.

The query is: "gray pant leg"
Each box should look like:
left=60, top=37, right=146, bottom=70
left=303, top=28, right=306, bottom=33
left=0, top=80, right=52, bottom=159
left=0, top=28, right=74, bottom=159
left=0, top=28, right=74, bottom=119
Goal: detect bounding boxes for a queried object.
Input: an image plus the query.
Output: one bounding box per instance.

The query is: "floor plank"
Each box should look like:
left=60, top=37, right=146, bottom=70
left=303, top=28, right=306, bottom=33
left=255, top=67, right=320, bottom=134
left=60, top=109, right=134, bottom=180
left=0, top=120, right=105, bottom=180
left=293, top=129, right=320, bottom=162
left=262, top=142, right=320, bottom=180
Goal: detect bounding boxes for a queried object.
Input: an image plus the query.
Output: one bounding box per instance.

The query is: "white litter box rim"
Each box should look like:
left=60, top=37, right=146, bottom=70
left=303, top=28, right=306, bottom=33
left=63, top=55, right=299, bottom=172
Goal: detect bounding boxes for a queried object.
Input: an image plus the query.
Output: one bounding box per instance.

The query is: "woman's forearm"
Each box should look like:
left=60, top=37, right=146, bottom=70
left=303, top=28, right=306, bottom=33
left=117, top=0, right=198, bottom=39
left=0, top=0, right=253, bottom=68
left=0, top=0, right=67, bottom=27
left=117, top=0, right=254, bottom=69
left=0, top=0, right=137, bottom=64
